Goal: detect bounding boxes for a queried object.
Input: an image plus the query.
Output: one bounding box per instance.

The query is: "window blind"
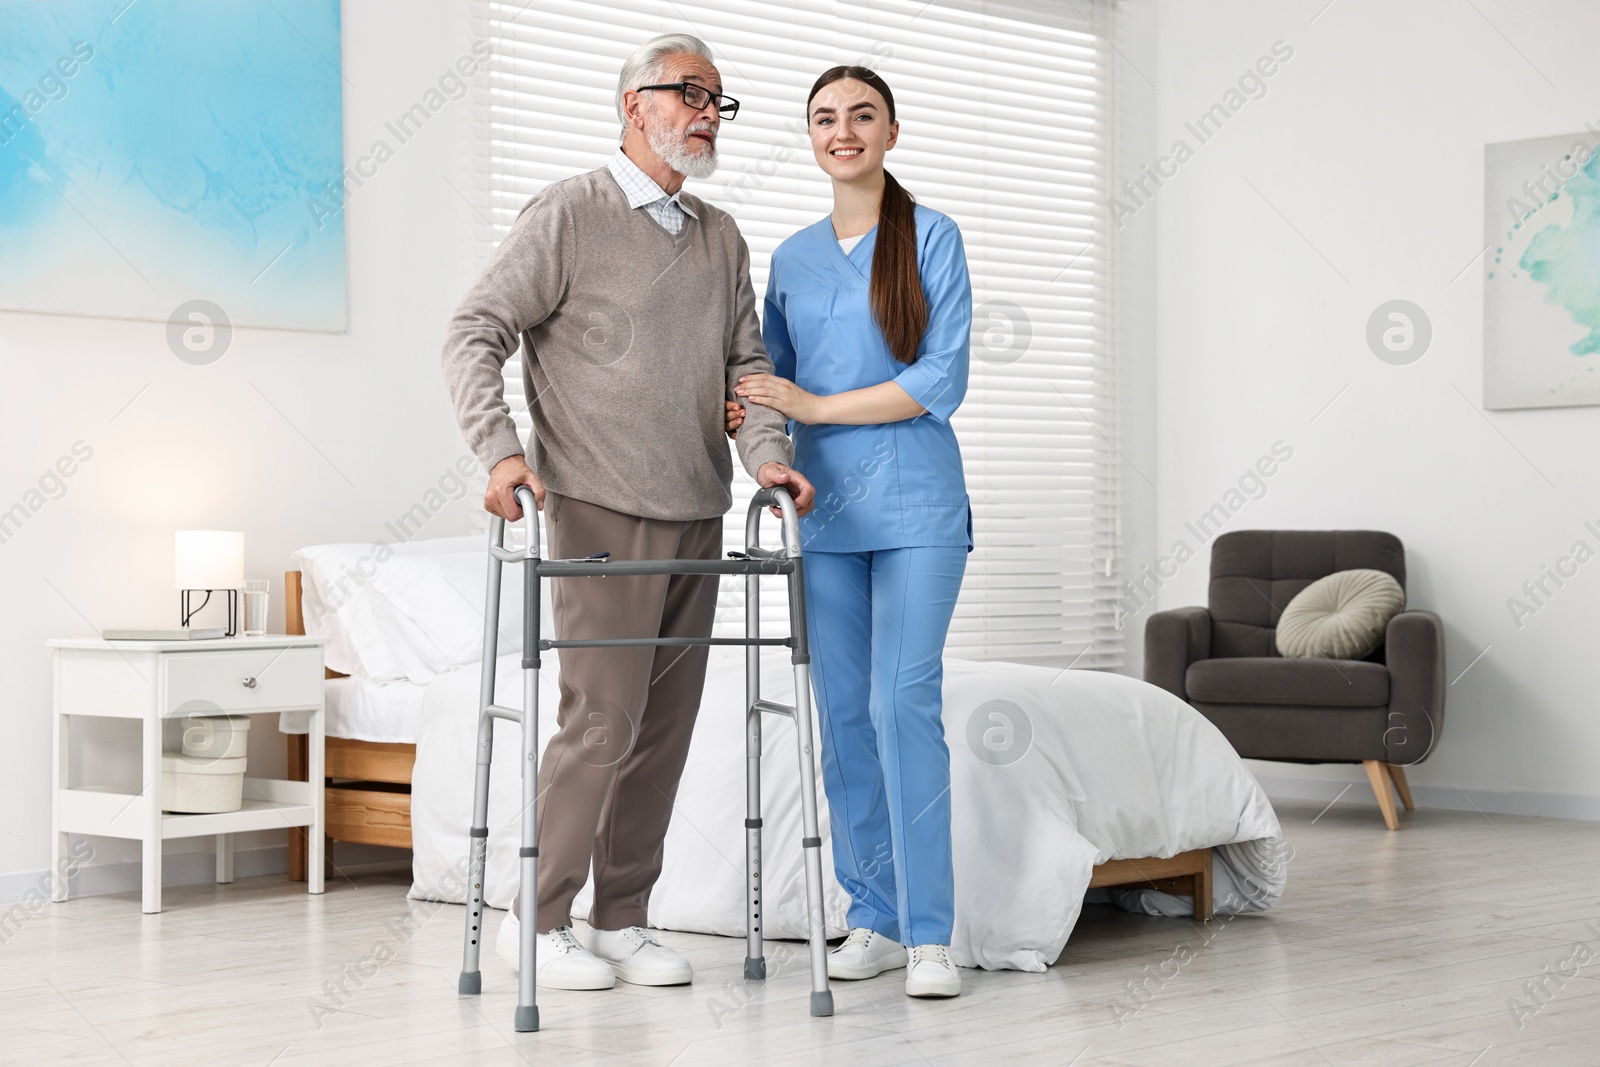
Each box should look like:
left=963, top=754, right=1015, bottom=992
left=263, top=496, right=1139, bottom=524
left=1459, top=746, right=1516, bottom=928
left=467, top=0, right=1122, bottom=667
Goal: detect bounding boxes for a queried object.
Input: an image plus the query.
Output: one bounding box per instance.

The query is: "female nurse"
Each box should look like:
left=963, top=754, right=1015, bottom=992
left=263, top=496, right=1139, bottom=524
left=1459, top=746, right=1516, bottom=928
left=731, top=65, right=972, bottom=999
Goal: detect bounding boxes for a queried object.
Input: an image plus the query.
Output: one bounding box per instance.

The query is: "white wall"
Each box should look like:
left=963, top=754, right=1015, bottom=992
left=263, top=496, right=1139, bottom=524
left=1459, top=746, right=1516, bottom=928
left=0, top=1, right=489, bottom=894
left=1149, top=0, right=1600, bottom=816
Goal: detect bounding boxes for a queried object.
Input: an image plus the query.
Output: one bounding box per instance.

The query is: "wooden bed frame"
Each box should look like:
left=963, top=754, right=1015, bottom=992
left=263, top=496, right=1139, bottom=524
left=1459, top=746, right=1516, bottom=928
left=283, top=568, right=1213, bottom=919
left=1090, top=849, right=1213, bottom=921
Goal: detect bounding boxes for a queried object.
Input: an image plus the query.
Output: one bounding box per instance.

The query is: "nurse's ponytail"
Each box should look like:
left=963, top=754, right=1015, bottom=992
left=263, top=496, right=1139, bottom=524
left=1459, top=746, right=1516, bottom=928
left=807, top=67, right=927, bottom=365
left=873, top=169, right=926, bottom=365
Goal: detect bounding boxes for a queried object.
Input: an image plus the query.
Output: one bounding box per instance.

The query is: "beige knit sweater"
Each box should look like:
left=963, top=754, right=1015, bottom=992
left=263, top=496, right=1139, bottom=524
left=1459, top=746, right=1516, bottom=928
left=441, top=166, right=793, bottom=521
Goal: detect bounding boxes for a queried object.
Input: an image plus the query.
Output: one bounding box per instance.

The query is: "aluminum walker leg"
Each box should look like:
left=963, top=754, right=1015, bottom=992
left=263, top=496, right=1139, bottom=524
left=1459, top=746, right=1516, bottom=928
left=787, top=559, right=833, bottom=1017
left=458, top=516, right=504, bottom=997
left=743, top=552, right=765, bottom=981
left=514, top=651, right=539, bottom=1032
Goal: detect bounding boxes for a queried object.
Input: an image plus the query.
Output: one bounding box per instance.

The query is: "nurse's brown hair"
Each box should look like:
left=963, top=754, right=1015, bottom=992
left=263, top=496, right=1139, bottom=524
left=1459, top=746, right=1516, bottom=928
left=806, top=66, right=926, bottom=365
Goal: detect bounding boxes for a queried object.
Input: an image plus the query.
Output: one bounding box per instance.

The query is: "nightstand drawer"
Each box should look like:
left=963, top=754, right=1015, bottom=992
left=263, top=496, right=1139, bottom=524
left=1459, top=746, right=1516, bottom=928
left=162, top=646, right=323, bottom=714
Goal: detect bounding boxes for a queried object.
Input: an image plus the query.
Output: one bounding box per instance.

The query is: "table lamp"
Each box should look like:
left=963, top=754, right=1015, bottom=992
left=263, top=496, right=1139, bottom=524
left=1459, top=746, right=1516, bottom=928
left=175, top=530, right=244, bottom=636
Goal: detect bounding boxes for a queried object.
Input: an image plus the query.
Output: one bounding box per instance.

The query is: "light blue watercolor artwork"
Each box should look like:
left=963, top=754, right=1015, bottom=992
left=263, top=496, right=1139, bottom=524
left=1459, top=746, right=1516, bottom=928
left=0, top=1, right=346, bottom=330
left=1484, top=131, right=1600, bottom=409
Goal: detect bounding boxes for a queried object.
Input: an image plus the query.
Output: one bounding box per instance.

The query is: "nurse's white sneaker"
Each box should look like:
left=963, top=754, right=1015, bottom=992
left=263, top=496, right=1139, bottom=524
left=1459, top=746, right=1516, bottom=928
left=496, top=912, right=616, bottom=990
left=588, top=926, right=693, bottom=986
left=904, top=944, right=961, bottom=997
left=827, top=928, right=909, bottom=980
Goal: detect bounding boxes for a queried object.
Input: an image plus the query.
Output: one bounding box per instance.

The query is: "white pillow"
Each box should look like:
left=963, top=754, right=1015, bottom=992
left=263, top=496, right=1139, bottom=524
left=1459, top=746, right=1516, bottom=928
left=1275, top=569, right=1405, bottom=660
left=293, top=534, right=555, bottom=683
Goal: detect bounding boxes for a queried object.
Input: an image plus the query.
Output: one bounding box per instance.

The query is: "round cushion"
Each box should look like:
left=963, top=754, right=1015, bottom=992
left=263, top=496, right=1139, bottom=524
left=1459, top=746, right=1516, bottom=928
left=1275, top=569, right=1405, bottom=660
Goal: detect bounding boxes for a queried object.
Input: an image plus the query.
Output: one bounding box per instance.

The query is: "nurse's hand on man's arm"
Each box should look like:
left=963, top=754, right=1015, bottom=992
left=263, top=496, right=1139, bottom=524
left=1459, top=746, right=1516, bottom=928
left=735, top=373, right=822, bottom=424
left=736, top=374, right=926, bottom=425
left=486, top=454, right=546, bottom=520
left=725, top=400, right=745, bottom=438
left=757, top=462, right=816, bottom=518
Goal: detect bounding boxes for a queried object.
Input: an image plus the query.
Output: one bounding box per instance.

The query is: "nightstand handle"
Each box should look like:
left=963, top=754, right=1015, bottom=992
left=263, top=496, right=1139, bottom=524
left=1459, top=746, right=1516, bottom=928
left=242, top=676, right=257, bottom=689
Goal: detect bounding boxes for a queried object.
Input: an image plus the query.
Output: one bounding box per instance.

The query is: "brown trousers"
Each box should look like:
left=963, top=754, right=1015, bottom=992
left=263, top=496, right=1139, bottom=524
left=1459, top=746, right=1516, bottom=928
left=518, top=491, right=721, bottom=933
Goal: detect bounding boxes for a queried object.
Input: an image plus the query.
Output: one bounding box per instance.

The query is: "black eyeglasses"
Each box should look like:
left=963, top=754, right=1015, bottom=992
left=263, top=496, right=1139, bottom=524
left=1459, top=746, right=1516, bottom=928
left=636, top=82, right=740, bottom=119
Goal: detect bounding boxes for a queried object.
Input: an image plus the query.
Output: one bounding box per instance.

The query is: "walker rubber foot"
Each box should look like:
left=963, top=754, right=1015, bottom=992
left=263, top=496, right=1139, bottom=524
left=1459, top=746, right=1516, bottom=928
left=458, top=971, right=481, bottom=996
left=810, top=990, right=834, bottom=1017
left=745, top=957, right=766, bottom=980
left=514, top=1005, right=540, bottom=1032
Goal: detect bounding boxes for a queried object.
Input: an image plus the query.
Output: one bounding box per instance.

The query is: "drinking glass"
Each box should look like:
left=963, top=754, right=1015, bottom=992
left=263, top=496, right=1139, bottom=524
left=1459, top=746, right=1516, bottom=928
left=243, top=578, right=270, bottom=636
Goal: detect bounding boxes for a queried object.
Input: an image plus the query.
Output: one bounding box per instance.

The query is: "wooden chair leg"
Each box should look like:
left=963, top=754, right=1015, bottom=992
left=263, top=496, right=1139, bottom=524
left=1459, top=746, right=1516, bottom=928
left=288, top=733, right=308, bottom=881
left=1363, top=759, right=1401, bottom=830
left=1385, top=763, right=1415, bottom=811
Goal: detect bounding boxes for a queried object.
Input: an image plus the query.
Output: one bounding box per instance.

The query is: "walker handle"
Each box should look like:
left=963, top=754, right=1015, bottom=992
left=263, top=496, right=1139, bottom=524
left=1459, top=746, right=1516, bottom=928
left=746, top=486, right=801, bottom=559
left=512, top=485, right=540, bottom=557
left=488, top=485, right=541, bottom=561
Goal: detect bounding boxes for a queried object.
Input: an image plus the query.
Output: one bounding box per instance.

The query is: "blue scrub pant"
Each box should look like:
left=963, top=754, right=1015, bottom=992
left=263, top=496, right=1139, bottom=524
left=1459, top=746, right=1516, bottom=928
left=802, top=545, right=966, bottom=947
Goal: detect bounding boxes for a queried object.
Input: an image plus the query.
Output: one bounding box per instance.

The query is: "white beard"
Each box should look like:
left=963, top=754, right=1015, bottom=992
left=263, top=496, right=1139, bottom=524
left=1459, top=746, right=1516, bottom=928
left=645, top=106, right=718, bottom=180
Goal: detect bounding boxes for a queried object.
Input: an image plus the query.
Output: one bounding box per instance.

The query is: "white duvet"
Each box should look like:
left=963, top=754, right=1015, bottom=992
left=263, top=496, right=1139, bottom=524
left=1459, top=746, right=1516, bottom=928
left=410, top=648, right=1288, bottom=971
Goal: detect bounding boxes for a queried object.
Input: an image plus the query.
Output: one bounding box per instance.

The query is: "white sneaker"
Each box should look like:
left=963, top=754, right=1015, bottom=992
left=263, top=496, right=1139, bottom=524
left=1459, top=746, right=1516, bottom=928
left=827, top=928, right=909, bottom=980
left=496, top=912, right=615, bottom=990
left=587, top=926, right=693, bottom=986
left=904, top=944, right=961, bottom=997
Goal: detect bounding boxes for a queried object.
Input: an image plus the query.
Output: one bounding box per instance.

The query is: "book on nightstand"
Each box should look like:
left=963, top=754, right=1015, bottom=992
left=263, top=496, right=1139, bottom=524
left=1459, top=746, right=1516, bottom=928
left=101, top=627, right=228, bottom=641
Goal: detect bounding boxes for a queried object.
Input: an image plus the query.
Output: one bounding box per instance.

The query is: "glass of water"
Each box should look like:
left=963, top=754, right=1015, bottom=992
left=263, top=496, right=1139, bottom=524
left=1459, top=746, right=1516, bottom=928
left=243, top=578, right=270, bottom=636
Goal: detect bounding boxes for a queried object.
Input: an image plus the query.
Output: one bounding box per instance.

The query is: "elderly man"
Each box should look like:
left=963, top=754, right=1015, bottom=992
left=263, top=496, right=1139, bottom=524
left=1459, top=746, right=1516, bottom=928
left=442, top=32, right=814, bottom=990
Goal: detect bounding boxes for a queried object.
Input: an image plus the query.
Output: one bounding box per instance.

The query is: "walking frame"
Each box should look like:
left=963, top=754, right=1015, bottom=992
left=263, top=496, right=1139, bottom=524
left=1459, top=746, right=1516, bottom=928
left=457, top=484, right=834, bottom=1032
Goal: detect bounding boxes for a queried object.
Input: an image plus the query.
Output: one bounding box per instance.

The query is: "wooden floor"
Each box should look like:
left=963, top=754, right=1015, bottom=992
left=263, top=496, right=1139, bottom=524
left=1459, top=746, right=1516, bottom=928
left=5, top=798, right=1600, bottom=1066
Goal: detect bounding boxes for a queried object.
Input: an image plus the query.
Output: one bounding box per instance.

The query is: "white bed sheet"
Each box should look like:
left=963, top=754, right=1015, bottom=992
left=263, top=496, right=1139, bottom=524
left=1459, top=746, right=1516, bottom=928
left=279, top=673, right=428, bottom=744
left=291, top=535, right=553, bottom=684
left=409, top=648, right=1289, bottom=972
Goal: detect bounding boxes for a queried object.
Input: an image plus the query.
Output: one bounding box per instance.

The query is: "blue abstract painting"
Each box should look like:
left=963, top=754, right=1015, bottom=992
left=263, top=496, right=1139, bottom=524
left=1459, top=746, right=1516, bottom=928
left=0, top=0, right=346, bottom=330
left=1484, top=130, right=1600, bottom=409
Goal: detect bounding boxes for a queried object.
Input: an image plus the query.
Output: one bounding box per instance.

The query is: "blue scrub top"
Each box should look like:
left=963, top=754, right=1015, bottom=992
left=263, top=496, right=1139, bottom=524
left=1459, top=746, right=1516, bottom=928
left=762, top=204, right=973, bottom=554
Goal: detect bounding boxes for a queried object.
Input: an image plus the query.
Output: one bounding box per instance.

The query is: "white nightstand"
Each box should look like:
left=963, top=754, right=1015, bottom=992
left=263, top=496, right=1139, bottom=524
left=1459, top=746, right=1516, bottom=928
left=48, top=635, right=327, bottom=913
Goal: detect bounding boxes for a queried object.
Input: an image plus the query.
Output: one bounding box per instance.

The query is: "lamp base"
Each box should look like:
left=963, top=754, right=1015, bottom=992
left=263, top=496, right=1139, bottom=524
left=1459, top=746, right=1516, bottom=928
left=180, top=588, right=238, bottom=637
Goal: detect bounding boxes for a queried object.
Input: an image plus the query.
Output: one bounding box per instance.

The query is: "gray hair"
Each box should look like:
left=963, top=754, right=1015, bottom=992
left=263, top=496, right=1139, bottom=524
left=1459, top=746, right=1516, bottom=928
left=616, top=33, right=714, bottom=138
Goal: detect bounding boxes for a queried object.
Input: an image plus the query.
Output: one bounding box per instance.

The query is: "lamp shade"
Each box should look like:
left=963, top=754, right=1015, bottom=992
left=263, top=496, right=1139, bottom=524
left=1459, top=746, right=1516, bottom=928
left=174, top=530, right=244, bottom=590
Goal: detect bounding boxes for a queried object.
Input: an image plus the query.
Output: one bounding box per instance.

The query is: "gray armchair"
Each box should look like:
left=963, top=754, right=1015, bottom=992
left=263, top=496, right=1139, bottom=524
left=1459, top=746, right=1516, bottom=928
left=1144, top=530, right=1445, bottom=829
